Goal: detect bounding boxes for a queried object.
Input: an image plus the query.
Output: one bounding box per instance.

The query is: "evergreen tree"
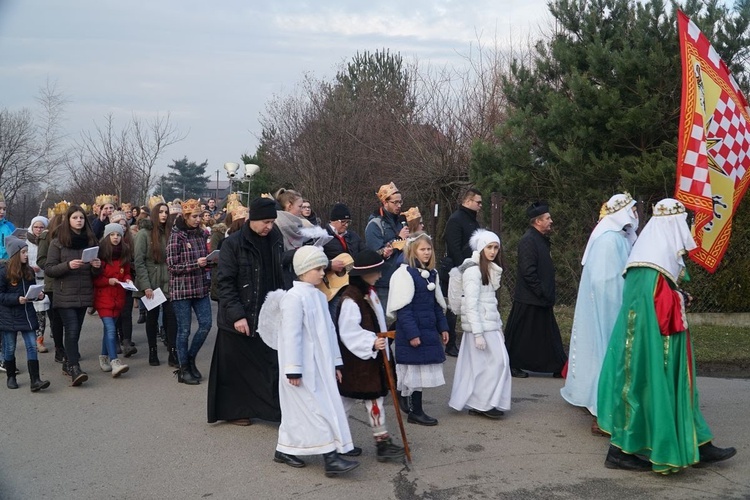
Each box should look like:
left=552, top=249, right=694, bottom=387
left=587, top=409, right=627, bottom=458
left=161, top=157, right=211, bottom=201
left=471, top=0, right=750, bottom=308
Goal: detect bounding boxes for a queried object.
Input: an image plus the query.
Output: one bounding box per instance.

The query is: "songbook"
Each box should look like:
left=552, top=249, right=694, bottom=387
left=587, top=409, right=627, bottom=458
left=81, top=246, right=99, bottom=263
left=140, top=288, right=167, bottom=311
left=24, top=284, right=45, bottom=301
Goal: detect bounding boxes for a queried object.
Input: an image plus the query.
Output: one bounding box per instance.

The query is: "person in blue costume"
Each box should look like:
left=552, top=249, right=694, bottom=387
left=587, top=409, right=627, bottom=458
left=560, top=193, right=638, bottom=434
left=0, top=193, right=16, bottom=261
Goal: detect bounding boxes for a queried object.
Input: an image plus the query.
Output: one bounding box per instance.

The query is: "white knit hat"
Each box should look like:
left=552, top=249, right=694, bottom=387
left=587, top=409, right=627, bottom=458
left=469, top=229, right=500, bottom=252
left=293, top=246, right=328, bottom=276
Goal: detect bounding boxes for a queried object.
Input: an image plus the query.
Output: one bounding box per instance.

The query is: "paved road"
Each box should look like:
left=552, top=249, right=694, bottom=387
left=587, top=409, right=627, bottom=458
left=1, top=306, right=748, bottom=499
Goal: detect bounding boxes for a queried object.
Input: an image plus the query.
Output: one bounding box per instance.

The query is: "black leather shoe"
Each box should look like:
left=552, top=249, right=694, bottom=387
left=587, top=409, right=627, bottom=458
left=398, top=394, right=411, bottom=414
left=445, top=345, right=459, bottom=357
left=274, top=451, right=306, bottom=468
left=604, top=445, right=651, bottom=471
left=408, top=412, right=438, bottom=426
left=341, top=446, right=362, bottom=457
left=469, top=408, right=504, bottom=419
left=698, top=442, right=737, bottom=464
left=323, top=451, right=359, bottom=477
left=511, top=368, right=529, bottom=378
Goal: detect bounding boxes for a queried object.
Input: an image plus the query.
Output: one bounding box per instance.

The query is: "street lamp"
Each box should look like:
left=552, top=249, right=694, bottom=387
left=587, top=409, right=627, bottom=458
left=223, top=162, right=260, bottom=205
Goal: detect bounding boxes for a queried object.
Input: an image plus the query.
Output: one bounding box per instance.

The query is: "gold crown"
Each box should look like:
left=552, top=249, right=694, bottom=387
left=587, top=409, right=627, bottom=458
left=653, top=199, right=687, bottom=217
left=260, top=192, right=273, bottom=199
left=52, top=200, right=71, bottom=215
left=231, top=205, right=249, bottom=221
left=0, top=191, right=5, bottom=203
left=599, top=192, right=633, bottom=220
left=181, top=198, right=201, bottom=214
left=120, top=202, right=132, bottom=212
left=225, top=193, right=242, bottom=211
left=79, top=203, right=90, bottom=214
left=148, top=195, right=166, bottom=210
left=404, top=206, right=422, bottom=222
left=95, top=194, right=118, bottom=206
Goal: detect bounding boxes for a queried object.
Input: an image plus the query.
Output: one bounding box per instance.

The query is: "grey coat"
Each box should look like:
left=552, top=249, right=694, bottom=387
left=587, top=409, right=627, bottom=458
left=44, top=239, right=99, bottom=309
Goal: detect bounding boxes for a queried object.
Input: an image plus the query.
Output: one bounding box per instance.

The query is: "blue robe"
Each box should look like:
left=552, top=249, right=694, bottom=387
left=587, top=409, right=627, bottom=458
left=0, top=218, right=16, bottom=260
left=560, top=230, right=631, bottom=415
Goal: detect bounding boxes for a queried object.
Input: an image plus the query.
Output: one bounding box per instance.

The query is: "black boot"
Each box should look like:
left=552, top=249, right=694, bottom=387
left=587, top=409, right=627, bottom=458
left=167, top=347, right=179, bottom=368
left=407, top=391, right=438, bottom=426
left=698, top=442, right=737, bottom=464
left=187, top=356, right=202, bottom=379
left=28, top=360, right=50, bottom=392
left=137, top=310, right=147, bottom=324
left=61, top=358, right=70, bottom=376
left=6, top=359, right=18, bottom=389
left=376, top=437, right=405, bottom=463
left=604, top=445, right=651, bottom=471
left=54, top=347, right=66, bottom=363
left=322, top=451, right=359, bottom=477
left=68, top=364, right=88, bottom=387
left=398, top=394, right=412, bottom=414
left=176, top=365, right=199, bottom=385
left=148, top=346, right=160, bottom=366
left=122, top=341, right=137, bottom=358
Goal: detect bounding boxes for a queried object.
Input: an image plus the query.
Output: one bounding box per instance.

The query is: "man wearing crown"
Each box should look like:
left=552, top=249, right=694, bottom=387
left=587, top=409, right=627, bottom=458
left=560, top=194, right=639, bottom=434
left=92, top=194, right=117, bottom=239
left=597, top=198, right=736, bottom=473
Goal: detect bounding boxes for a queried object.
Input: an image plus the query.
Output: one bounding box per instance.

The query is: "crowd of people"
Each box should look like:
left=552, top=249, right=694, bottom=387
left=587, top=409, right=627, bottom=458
left=0, top=183, right=737, bottom=477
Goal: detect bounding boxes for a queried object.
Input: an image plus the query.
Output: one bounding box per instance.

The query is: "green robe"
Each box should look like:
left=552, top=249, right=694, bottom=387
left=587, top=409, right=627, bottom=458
left=597, top=266, right=712, bottom=474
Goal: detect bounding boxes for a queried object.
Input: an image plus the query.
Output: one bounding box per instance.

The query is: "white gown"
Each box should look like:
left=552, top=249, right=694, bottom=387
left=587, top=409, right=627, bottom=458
left=448, top=255, right=512, bottom=412
left=276, top=281, right=354, bottom=456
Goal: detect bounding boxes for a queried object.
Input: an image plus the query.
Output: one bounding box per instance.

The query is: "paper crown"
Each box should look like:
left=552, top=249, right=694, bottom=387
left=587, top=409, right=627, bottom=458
left=52, top=200, right=71, bottom=216
left=0, top=191, right=5, bottom=203
left=376, top=182, right=399, bottom=203
left=79, top=203, right=90, bottom=214
left=260, top=192, right=273, bottom=199
left=598, top=193, right=633, bottom=220
left=120, top=202, right=132, bottom=212
left=231, top=205, right=249, bottom=221
left=225, top=193, right=243, bottom=211
left=181, top=198, right=201, bottom=215
left=404, top=206, right=422, bottom=222
left=95, top=194, right=118, bottom=206
left=652, top=198, right=687, bottom=217
left=148, top=195, right=166, bottom=210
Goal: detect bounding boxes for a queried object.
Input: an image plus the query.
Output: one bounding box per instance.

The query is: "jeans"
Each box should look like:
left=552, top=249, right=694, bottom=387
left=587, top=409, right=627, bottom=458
left=146, top=300, right=177, bottom=349
left=101, top=316, right=119, bottom=360
left=2, top=331, right=38, bottom=362
left=172, top=296, right=212, bottom=366
left=57, top=307, right=87, bottom=365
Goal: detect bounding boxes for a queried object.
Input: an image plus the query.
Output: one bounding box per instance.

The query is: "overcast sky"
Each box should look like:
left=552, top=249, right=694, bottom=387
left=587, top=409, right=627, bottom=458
left=0, top=0, right=551, bottom=180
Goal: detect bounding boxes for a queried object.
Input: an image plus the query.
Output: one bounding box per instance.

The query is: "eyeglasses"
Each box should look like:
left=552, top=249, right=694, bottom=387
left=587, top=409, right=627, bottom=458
left=388, top=200, right=403, bottom=205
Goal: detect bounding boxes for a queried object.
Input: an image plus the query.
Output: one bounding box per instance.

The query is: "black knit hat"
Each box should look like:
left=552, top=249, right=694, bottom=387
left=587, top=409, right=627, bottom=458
left=329, top=202, right=351, bottom=221
left=248, top=197, right=277, bottom=221
left=527, top=200, right=550, bottom=219
left=349, top=250, right=384, bottom=276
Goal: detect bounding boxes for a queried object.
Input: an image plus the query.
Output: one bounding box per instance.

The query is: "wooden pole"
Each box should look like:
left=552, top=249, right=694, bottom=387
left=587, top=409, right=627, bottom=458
left=377, top=330, right=411, bottom=463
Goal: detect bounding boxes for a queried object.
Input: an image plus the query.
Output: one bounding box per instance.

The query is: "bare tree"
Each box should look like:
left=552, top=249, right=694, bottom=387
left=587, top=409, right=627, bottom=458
left=129, top=113, right=184, bottom=203
left=0, top=81, right=69, bottom=222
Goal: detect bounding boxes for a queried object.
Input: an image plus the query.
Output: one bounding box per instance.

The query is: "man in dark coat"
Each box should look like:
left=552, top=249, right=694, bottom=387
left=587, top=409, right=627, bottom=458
left=441, top=187, right=482, bottom=356
left=504, top=201, right=566, bottom=378
left=207, top=197, right=284, bottom=425
left=322, top=202, right=367, bottom=316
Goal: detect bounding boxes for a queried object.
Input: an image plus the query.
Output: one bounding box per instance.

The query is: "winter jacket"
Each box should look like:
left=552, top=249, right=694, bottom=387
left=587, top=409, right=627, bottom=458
left=0, top=265, right=39, bottom=332
left=167, top=217, right=210, bottom=301
left=0, top=218, right=16, bottom=260
left=216, top=223, right=284, bottom=334
left=93, top=258, right=131, bottom=318
left=133, top=220, right=171, bottom=299
left=388, top=264, right=448, bottom=365
left=513, top=227, right=556, bottom=307
left=365, top=208, right=403, bottom=288
left=322, top=225, right=367, bottom=262
left=45, top=238, right=99, bottom=309
left=459, top=253, right=503, bottom=335
left=443, top=206, right=480, bottom=269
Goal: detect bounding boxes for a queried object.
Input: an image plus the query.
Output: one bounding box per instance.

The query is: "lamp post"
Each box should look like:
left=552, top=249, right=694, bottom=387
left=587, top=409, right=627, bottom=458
left=223, top=162, right=260, bottom=206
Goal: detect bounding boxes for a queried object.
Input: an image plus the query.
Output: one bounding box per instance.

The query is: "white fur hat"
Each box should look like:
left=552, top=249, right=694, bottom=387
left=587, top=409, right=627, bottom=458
left=469, top=229, right=500, bottom=252
left=293, top=245, right=328, bottom=276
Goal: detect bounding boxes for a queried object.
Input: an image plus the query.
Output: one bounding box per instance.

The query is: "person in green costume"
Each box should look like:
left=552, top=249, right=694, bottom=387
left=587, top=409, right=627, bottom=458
left=597, top=198, right=736, bottom=474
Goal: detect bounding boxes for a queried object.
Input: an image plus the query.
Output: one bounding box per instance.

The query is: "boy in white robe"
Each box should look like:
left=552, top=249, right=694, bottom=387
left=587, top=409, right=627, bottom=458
left=273, top=245, right=359, bottom=477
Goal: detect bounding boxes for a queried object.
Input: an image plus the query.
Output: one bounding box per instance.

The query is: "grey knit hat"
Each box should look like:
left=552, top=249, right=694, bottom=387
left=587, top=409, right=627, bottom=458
left=102, top=223, right=124, bottom=240
left=5, top=236, right=27, bottom=258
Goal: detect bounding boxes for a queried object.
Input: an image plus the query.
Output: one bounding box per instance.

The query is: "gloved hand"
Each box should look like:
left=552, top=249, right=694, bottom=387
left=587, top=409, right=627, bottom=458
left=474, top=334, right=486, bottom=350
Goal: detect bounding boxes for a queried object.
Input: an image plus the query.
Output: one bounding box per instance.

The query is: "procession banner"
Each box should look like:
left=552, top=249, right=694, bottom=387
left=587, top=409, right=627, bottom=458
left=675, top=10, right=750, bottom=272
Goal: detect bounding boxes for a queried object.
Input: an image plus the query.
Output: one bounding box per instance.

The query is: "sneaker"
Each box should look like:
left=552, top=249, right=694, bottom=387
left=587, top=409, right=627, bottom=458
left=110, top=358, right=129, bottom=378
left=99, top=355, right=112, bottom=372
left=36, top=336, right=49, bottom=353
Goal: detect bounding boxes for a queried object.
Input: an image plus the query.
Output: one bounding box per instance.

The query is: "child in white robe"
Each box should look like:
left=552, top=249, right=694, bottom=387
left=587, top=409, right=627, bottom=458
left=448, top=229, right=511, bottom=418
left=273, top=245, right=359, bottom=477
